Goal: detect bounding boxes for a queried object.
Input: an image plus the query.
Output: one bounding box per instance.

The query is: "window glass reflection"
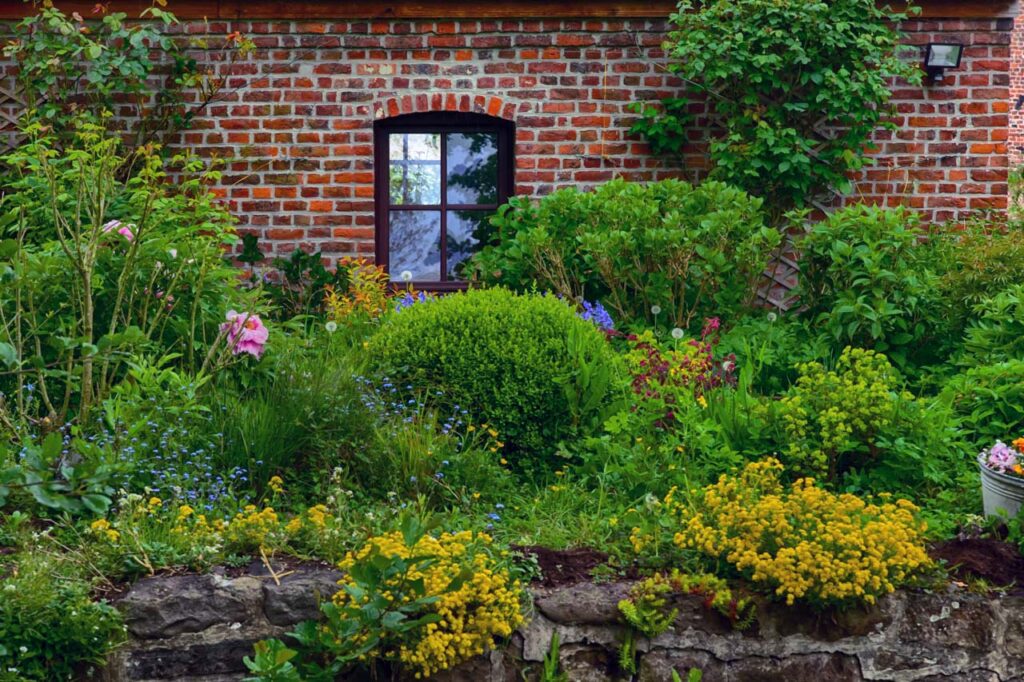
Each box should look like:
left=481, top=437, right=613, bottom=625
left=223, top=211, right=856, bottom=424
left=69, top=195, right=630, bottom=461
left=390, top=133, right=441, bottom=205
left=390, top=210, right=441, bottom=281
left=446, top=132, right=498, bottom=205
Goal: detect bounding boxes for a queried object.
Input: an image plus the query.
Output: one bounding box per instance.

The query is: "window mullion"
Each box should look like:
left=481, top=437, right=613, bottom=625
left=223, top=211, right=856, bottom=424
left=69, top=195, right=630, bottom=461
left=439, top=132, right=448, bottom=282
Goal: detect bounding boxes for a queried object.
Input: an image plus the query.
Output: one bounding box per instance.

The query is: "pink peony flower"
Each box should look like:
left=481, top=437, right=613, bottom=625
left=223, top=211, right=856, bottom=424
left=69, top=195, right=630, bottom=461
left=102, top=219, right=135, bottom=242
left=220, top=310, right=268, bottom=358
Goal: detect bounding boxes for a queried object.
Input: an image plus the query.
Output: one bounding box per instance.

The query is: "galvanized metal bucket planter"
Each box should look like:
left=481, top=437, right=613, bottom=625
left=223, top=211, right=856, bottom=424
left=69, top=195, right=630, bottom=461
left=979, top=462, right=1024, bottom=519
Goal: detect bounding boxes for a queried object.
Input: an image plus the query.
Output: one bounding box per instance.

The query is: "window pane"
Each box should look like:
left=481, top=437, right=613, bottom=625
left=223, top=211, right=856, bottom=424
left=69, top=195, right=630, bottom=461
left=446, top=210, right=494, bottom=281
left=390, top=211, right=441, bottom=281
left=390, top=133, right=441, bottom=205
left=446, top=132, right=498, bottom=205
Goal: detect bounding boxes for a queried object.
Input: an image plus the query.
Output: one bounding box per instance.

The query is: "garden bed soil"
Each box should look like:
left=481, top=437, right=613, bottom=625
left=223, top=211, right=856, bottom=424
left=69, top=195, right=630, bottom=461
left=930, top=537, right=1024, bottom=593
left=513, top=545, right=620, bottom=587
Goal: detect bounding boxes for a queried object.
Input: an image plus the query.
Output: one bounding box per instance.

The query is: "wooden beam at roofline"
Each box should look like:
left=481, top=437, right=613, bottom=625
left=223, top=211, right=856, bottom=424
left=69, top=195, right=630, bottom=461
left=0, top=0, right=1017, bottom=20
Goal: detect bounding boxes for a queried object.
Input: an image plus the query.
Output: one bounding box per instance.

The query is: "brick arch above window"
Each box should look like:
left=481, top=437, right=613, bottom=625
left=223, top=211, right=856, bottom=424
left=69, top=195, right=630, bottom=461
left=373, top=94, right=520, bottom=123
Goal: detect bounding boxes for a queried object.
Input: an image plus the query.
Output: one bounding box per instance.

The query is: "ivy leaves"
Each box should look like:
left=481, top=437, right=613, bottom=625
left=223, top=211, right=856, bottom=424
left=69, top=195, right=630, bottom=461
left=634, top=0, right=920, bottom=215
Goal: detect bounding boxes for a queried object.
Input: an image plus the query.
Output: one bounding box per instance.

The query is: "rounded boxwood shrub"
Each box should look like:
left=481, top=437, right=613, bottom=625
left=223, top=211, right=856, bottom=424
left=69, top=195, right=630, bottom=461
left=366, top=288, right=625, bottom=474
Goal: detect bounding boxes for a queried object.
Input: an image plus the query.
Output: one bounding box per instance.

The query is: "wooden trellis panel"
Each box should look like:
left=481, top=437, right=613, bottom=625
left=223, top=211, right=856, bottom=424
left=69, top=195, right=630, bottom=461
left=0, top=81, right=26, bottom=154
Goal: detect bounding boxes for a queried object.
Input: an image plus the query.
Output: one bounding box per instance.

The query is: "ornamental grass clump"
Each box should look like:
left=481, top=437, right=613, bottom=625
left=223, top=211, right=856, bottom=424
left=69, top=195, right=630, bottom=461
left=671, top=458, right=931, bottom=608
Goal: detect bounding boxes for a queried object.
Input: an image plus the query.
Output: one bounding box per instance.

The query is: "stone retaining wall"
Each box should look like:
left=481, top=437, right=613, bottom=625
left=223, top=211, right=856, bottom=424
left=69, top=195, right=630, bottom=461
left=101, top=565, right=1024, bottom=682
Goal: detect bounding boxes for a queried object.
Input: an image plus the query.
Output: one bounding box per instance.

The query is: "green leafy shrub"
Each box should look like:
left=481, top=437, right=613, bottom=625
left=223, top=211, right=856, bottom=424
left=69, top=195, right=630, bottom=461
left=766, top=347, right=964, bottom=493
left=715, top=312, right=830, bottom=395
left=0, top=117, right=256, bottom=431
left=930, top=223, right=1024, bottom=336
left=961, top=284, right=1024, bottom=365
left=469, top=179, right=780, bottom=332
left=796, top=205, right=941, bottom=369
left=632, top=0, right=918, bottom=214
left=0, top=555, right=124, bottom=680
left=941, top=360, right=1024, bottom=447
left=367, top=289, right=625, bottom=474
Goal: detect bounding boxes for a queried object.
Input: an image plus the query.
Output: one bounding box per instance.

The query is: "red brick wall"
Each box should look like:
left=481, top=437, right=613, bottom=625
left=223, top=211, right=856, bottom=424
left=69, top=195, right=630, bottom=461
left=0, top=13, right=1015, bottom=263
left=1009, top=15, right=1024, bottom=169
left=174, top=18, right=687, bottom=262
left=852, top=17, right=1012, bottom=221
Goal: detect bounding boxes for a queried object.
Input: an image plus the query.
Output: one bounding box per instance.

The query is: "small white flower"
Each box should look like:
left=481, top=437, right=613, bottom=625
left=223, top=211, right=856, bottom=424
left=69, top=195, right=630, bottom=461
left=767, top=311, right=778, bottom=322
left=325, top=321, right=338, bottom=333
left=671, top=327, right=684, bottom=340
left=169, top=248, right=178, bottom=259
left=650, top=305, right=662, bottom=315
left=400, top=270, right=413, bottom=282
left=18, top=646, right=27, bottom=654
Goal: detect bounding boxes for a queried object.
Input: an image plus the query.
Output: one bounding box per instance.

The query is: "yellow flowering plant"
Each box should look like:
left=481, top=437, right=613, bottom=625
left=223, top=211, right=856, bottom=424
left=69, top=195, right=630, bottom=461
left=671, top=458, right=932, bottom=608
left=767, top=347, right=898, bottom=483
left=246, top=516, right=525, bottom=680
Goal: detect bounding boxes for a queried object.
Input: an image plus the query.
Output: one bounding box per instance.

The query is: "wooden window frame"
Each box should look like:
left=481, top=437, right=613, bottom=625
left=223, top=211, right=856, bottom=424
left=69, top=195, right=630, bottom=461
left=373, top=111, right=515, bottom=290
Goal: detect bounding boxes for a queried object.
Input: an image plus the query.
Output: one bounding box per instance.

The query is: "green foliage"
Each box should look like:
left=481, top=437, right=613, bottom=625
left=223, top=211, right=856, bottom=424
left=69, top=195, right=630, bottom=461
left=961, top=284, right=1024, bottom=365
left=345, top=410, right=515, bottom=506
left=0, top=117, right=254, bottom=430
left=930, top=222, right=1024, bottom=336
left=715, top=312, right=829, bottom=395
left=0, top=554, right=124, bottom=680
left=367, top=289, right=626, bottom=474
left=796, top=205, right=941, bottom=370
left=262, top=246, right=348, bottom=321
left=244, top=639, right=303, bottom=682
left=0, top=431, right=120, bottom=516
left=469, top=179, right=779, bottom=332
left=541, top=632, right=569, bottom=682
left=638, top=0, right=918, bottom=213
left=628, top=98, right=690, bottom=156
left=772, top=348, right=897, bottom=482
left=208, top=331, right=373, bottom=494
left=3, top=2, right=252, bottom=151
left=941, top=360, right=1024, bottom=447
left=765, top=347, right=965, bottom=494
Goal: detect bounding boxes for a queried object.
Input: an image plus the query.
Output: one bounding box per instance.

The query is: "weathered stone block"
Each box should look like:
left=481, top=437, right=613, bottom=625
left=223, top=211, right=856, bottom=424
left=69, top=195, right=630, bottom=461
left=261, top=567, right=343, bottom=626
left=533, top=581, right=629, bottom=625
left=121, top=574, right=262, bottom=639
left=896, top=592, right=997, bottom=652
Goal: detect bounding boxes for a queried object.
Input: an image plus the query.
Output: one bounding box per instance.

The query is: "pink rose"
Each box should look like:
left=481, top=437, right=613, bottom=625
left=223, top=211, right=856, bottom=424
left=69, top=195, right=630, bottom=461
left=220, top=310, right=269, bottom=358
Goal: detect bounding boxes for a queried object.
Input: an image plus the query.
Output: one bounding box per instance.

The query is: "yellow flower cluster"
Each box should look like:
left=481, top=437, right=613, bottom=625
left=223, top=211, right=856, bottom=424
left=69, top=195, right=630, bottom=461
left=224, top=505, right=279, bottom=549
left=172, top=504, right=225, bottom=538
left=268, top=476, right=285, bottom=494
left=774, top=347, right=896, bottom=480
left=284, top=504, right=330, bottom=535
left=334, top=530, right=524, bottom=678
left=89, top=518, right=120, bottom=543
left=672, top=458, right=931, bottom=607
left=324, top=258, right=391, bottom=321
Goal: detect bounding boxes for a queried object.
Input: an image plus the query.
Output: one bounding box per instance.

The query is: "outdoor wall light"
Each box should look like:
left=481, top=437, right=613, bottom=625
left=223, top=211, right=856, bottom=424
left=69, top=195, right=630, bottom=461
left=924, top=43, right=964, bottom=83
